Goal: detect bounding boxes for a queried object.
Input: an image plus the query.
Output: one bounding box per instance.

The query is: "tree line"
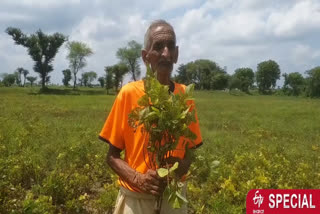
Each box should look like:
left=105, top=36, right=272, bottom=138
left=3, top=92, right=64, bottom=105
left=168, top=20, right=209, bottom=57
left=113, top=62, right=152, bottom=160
left=1, top=27, right=142, bottom=92
left=1, top=27, right=320, bottom=98
left=1, top=67, right=37, bottom=87
left=60, top=40, right=142, bottom=92
left=174, top=59, right=320, bottom=98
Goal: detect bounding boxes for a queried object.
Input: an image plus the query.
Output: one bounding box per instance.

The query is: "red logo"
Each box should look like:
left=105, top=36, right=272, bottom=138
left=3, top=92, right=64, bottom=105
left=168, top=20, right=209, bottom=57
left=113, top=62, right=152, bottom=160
left=247, top=189, right=320, bottom=214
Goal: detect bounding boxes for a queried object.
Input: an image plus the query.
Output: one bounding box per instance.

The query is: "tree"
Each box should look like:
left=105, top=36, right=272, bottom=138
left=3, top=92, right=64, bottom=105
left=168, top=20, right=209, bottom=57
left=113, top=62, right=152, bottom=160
left=113, top=63, right=129, bottom=92
left=81, top=73, right=88, bottom=87
left=15, top=67, right=24, bottom=86
left=104, top=66, right=114, bottom=94
left=81, top=71, right=97, bottom=87
left=211, top=72, right=230, bottom=90
left=230, top=68, right=254, bottom=93
left=62, top=69, right=72, bottom=86
left=26, top=76, right=37, bottom=87
left=282, top=72, right=305, bottom=96
left=14, top=67, right=29, bottom=87
left=2, top=74, right=16, bottom=86
left=179, top=59, right=227, bottom=90
left=174, top=64, right=192, bottom=85
left=228, top=76, right=242, bottom=90
left=116, top=40, right=142, bottom=81
left=6, top=27, right=67, bottom=90
left=256, top=60, right=281, bottom=94
left=77, top=78, right=82, bottom=86
left=22, top=69, right=29, bottom=87
left=305, top=66, right=320, bottom=97
left=45, top=76, right=50, bottom=85
left=66, top=41, right=93, bottom=89
left=98, top=77, right=105, bottom=88
left=14, top=71, right=21, bottom=86
left=0, top=73, right=4, bottom=86
left=87, top=71, right=97, bottom=87
left=106, top=63, right=128, bottom=92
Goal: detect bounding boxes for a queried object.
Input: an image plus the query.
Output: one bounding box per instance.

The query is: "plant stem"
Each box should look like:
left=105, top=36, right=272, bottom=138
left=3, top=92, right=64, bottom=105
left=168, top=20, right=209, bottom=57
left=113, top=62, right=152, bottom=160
left=154, top=195, right=162, bottom=214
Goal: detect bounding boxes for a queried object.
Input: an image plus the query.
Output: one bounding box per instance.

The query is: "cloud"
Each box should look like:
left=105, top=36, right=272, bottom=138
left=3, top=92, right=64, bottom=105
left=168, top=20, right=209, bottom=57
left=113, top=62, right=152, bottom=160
left=68, top=13, right=147, bottom=76
left=1, top=0, right=320, bottom=85
left=0, top=12, right=33, bottom=22
left=152, top=0, right=199, bottom=16
left=2, top=0, right=80, bottom=9
left=267, top=0, right=320, bottom=38
left=0, top=34, right=34, bottom=75
left=291, top=44, right=320, bottom=71
left=170, top=0, right=320, bottom=77
left=71, top=16, right=120, bottom=42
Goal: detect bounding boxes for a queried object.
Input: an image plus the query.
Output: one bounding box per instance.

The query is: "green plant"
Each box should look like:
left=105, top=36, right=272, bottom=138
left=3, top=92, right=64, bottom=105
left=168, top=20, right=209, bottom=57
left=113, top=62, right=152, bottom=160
left=22, top=192, right=55, bottom=214
left=128, top=64, right=197, bottom=212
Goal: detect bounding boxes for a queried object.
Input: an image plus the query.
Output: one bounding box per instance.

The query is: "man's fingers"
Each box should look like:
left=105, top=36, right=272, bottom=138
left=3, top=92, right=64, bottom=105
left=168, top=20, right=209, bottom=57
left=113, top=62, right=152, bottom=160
left=147, top=169, right=159, bottom=178
left=145, top=178, right=165, bottom=195
left=144, top=183, right=161, bottom=196
left=146, top=169, right=162, bottom=184
left=150, top=189, right=160, bottom=196
left=141, top=169, right=169, bottom=195
left=149, top=184, right=160, bottom=192
left=146, top=175, right=160, bottom=186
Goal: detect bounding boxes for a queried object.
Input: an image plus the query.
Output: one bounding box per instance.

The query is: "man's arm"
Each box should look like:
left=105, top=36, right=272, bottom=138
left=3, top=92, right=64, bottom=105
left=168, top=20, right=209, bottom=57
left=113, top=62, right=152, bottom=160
left=106, top=144, right=165, bottom=196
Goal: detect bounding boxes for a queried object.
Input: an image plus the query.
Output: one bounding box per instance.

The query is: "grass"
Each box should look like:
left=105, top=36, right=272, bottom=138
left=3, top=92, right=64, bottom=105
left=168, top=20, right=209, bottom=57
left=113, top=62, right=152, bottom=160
left=0, top=86, right=320, bottom=213
left=196, top=91, right=320, bottom=160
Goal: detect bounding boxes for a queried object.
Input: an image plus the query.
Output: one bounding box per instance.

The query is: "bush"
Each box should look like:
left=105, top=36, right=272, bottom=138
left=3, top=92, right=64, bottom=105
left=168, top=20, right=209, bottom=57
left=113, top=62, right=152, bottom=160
left=22, top=192, right=55, bottom=214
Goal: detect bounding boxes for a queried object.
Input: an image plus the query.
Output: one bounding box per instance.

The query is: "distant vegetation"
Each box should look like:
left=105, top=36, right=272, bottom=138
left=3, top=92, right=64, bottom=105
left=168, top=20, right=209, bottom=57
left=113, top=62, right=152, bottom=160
left=3, top=27, right=320, bottom=98
left=66, top=41, right=93, bottom=89
left=5, top=27, right=67, bottom=90
left=174, top=59, right=320, bottom=98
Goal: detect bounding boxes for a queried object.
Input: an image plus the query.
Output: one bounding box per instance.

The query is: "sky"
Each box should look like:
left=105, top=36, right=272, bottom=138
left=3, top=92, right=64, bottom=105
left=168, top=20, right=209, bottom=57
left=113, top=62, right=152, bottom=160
left=1, top=0, right=320, bottom=85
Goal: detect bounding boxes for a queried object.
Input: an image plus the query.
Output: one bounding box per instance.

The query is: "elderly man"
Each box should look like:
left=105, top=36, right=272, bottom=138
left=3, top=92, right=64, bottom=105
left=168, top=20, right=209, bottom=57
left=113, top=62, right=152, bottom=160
left=99, top=20, right=202, bottom=214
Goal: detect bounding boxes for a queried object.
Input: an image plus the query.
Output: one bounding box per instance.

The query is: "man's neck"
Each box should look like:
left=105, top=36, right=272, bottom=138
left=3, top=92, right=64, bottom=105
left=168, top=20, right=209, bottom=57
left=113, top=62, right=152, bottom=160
left=156, top=73, right=170, bottom=86
left=156, top=74, right=175, bottom=92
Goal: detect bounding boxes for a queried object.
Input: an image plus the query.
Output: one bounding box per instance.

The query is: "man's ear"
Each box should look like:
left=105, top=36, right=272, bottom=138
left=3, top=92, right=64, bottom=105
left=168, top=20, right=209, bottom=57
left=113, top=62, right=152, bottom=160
left=174, top=46, right=179, bottom=64
left=142, top=49, right=148, bottom=64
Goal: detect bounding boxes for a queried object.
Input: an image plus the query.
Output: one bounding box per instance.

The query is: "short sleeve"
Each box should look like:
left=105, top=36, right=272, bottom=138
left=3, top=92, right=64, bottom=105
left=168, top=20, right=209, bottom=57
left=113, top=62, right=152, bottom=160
left=187, top=100, right=203, bottom=149
left=99, top=90, right=126, bottom=150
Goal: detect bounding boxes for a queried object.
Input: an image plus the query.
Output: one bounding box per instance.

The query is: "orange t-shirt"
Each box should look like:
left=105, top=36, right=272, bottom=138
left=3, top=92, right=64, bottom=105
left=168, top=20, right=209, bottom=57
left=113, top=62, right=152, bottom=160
left=99, top=80, right=202, bottom=192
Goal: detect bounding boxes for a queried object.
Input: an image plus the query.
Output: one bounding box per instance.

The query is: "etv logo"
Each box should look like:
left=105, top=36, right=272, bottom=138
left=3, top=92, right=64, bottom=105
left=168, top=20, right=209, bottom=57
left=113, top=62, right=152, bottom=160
left=247, top=189, right=320, bottom=214
left=252, top=190, right=265, bottom=214
left=253, top=190, right=264, bottom=208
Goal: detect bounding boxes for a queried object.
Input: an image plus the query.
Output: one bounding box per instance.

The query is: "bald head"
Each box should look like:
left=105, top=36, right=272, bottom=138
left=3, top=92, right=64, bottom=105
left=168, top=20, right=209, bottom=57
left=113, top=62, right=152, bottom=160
left=144, top=20, right=176, bottom=51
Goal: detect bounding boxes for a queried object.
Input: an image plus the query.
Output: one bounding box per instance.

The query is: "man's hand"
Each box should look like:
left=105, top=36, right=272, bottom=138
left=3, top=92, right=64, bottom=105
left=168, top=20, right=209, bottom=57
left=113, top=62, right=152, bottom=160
left=164, top=156, right=192, bottom=179
left=134, top=169, right=166, bottom=196
left=107, top=144, right=166, bottom=196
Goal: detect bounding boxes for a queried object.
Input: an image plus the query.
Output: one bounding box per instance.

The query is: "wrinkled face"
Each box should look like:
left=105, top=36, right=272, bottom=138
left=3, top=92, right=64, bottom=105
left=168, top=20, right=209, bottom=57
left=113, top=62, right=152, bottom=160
left=142, top=25, right=179, bottom=76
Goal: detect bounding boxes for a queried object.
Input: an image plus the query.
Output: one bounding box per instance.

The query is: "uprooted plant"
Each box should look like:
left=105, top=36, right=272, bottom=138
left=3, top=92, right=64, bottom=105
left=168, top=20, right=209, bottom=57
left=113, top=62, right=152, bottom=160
left=128, top=64, right=197, bottom=213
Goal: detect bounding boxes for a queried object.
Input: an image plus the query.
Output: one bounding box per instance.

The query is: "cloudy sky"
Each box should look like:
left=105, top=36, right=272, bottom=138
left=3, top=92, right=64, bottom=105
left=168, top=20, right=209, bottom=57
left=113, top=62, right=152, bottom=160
left=1, top=0, right=320, bottom=85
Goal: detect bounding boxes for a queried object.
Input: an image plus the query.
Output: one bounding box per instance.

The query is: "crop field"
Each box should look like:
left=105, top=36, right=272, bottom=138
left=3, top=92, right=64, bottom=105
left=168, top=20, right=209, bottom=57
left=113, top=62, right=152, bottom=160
left=1, top=87, right=320, bottom=214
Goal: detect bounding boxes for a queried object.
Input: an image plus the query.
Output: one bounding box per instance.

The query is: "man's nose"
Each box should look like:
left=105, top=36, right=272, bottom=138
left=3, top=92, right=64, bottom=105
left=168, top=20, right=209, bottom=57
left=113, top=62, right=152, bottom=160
left=161, top=46, right=171, bottom=59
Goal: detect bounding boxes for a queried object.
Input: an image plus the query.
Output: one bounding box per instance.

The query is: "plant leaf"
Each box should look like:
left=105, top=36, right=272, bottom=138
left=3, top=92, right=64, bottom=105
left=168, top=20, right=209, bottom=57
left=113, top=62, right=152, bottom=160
left=157, top=168, right=169, bottom=177
left=169, top=162, right=179, bottom=173
left=173, top=196, right=181, bottom=209
left=185, top=83, right=194, bottom=95
left=176, top=191, right=188, bottom=203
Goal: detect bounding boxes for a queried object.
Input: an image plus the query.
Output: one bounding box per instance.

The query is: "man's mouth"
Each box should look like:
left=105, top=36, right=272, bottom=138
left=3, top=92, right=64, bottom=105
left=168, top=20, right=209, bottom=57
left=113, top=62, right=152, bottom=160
left=158, top=61, right=172, bottom=67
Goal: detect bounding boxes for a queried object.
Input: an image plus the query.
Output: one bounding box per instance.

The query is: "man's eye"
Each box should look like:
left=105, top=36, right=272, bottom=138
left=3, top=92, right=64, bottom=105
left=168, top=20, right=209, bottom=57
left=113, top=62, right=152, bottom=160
left=168, top=43, right=175, bottom=50
left=154, top=43, right=163, bottom=51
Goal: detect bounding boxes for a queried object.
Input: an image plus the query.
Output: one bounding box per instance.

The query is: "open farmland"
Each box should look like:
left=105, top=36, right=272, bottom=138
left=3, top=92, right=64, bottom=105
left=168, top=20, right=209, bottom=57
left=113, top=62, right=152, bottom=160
left=0, top=87, right=320, bottom=214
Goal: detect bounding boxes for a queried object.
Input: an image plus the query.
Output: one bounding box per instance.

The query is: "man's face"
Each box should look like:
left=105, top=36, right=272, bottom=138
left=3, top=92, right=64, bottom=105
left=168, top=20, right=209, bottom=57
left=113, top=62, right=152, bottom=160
left=142, top=25, right=179, bottom=76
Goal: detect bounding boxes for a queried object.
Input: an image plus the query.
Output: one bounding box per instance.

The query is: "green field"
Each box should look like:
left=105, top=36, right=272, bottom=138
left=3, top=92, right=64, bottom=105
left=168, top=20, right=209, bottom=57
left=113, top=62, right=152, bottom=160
left=1, top=87, right=320, bottom=214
